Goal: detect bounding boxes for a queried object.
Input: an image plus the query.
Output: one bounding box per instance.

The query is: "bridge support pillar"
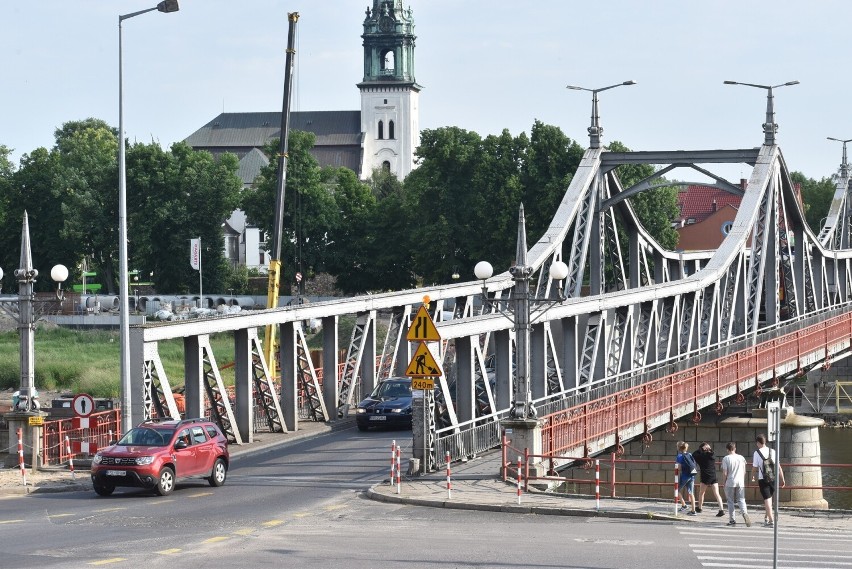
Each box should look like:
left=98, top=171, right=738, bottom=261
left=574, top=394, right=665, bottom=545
left=502, top=418, right=544, bottom=480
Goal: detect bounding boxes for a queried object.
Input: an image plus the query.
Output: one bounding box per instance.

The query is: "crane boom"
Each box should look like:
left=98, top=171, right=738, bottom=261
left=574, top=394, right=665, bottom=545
left=264, top=11, right=299, bottom=373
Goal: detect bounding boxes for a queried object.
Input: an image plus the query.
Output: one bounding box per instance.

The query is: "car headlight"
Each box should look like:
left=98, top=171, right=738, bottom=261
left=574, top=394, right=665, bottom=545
left=135, top=456, right=154, bottom=465
left=93, top=453, right=103, bottom=464
left=391, top=408, right=404, bottom=413
left=356, top=408, right=366, bottom=414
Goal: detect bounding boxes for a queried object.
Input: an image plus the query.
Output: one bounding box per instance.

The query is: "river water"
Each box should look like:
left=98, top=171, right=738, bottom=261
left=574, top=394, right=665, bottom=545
left=818, top=428, right=852, bottom=509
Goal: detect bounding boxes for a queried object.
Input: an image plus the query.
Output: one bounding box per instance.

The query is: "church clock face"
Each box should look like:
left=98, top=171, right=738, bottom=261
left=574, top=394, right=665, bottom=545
left=379, top=16, right=393, bottom=32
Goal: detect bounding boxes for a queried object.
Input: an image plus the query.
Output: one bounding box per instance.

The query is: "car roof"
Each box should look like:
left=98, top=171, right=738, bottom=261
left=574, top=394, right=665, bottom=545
left=137, top=417, right=212, bottom=429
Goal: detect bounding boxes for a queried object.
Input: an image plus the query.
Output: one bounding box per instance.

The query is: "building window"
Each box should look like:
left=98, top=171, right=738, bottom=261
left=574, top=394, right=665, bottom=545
left=381, top=49, right=395, bottom=74
left=382, top=161, right=391, bottom=171
left=384, top=99, right=388, bottom=104
left=389, top=120, right=395, bottom=139
left=378, top=120, right=384, bottom=140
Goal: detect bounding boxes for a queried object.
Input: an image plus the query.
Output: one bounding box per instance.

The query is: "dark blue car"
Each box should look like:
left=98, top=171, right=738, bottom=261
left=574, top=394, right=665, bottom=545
left=355, top=377, right=413, bottom=431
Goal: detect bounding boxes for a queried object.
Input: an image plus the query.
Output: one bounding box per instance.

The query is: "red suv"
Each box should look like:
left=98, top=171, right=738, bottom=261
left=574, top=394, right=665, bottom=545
left=91, top=418, right=229, bottom=496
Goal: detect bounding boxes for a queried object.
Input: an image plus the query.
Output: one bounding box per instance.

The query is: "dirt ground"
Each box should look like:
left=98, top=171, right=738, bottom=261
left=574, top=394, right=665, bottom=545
left=0, top=461, right=85, bottom=491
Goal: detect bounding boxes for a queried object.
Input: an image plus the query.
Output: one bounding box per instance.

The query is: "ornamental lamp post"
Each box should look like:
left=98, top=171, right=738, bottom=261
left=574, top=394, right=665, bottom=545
left=475, top=204, right=569, bottom=420
left=566, top=80, right=636, bottom=149
left=118, top=0, right=179, bottom=432
left=723, top=80, right=799, bottom=145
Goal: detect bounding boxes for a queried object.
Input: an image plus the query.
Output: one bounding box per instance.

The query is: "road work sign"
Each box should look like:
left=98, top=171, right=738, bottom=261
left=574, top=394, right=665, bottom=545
left=405, top=342, right=442, bottom=377
left=406, top=305, right=441, bottom=342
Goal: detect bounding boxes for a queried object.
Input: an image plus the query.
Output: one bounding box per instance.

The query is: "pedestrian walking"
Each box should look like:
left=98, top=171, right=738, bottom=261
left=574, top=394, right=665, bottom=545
left=693, top=442, right=725, bottom=516
left=676, top=441, right=697, bottom=515
left=721, top=441, right=752, bottom=527
left=751, top=433, right=785, bottom=527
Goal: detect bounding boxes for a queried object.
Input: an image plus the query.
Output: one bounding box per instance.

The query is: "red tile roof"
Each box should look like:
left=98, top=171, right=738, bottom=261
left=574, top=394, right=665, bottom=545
left=678, top=185, right=742, bottom=225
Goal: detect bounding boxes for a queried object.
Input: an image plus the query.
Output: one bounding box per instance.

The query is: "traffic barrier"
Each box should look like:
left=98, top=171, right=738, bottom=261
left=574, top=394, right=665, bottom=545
left=390, top=440, right=396, bottom=485
left=595, top=458, right=603, bottom=508
left=517, top=456, right=523, bottom=505
left=65, top=436, right=75, bottom=480
left=17, top=428, right=26, bottom=487
left=446, top=451, right=452, bottom=500
left=40, top=409, right=120, bottom=466
left=395, top=446, right=401, bottom=495
left=674, top=463, right=680, bottom=516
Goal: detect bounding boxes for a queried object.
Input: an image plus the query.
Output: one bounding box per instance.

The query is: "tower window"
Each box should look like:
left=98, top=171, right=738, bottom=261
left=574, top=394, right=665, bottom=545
left=380, top=49, right=395, bottom=75
left=378, top=120, right=384, bottom=140
left=389, top=120, right=395, bottom=139
left=382, top=161, right=391, bottom=171
left=384, top=99, right=388, bottom=104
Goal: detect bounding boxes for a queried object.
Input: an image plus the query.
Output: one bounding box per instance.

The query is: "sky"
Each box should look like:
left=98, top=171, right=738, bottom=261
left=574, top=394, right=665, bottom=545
left=3, top=1, right=852, bottom=183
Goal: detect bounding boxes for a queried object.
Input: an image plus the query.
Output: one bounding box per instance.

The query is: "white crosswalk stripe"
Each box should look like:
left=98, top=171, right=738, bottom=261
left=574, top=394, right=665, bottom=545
left=677, top=525, right=852, bottom=568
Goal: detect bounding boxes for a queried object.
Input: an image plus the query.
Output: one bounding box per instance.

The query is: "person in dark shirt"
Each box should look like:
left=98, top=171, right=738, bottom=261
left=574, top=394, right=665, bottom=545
left=693, top=442, right=725, bottom=516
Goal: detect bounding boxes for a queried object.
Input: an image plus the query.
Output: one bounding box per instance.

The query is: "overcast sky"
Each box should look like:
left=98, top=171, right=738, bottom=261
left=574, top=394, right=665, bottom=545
left=3, top=1, right=852, bottom=182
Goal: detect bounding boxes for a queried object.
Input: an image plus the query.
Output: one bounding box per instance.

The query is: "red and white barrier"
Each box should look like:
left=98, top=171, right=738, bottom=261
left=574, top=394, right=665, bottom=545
left=17, top=428, right=26, bottom=487
left=674, top=463, right=680, bottom=516
left=390, top=440, right=396, bottom=486
left=517, top=456, right=522, bottom=505
left=71, top=441, right=97, bottom=455
left=446, top=451, right=452, bottom=500
left=65, top=436, right=75, bottom=480
left=395, top=446, right=401, bottom=495
left=595, top=459, right=600, bottom=511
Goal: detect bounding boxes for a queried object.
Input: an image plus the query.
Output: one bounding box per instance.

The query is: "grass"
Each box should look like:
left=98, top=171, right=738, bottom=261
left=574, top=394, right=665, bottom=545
left=0, top=326, right=237, bottom=399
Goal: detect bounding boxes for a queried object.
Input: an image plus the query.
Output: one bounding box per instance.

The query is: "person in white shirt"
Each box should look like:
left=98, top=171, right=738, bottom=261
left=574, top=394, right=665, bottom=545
left=721, top=441, right=751, bottom=527
left=751, top=433, right=786, bottom=527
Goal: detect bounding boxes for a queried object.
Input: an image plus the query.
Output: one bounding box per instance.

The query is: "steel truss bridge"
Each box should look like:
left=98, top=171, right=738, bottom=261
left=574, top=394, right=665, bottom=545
left=128, top=99, right=852, bottom=472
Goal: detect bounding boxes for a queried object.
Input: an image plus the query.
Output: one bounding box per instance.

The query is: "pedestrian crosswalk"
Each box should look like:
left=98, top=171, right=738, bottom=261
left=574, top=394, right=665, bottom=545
left=677, top=525, right=852, bottom=568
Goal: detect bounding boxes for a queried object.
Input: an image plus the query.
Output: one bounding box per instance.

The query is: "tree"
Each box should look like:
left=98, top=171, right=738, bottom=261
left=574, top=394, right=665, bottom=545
left=791, top=171, right=835, bottom=234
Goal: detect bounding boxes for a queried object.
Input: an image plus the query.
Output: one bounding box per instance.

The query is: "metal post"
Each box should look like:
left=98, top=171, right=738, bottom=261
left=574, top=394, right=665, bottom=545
left=767, top=400, right=781, bottom=569
left=15, top=214, right=37, bottom=409
left=510, top=206, right=534, bottom=419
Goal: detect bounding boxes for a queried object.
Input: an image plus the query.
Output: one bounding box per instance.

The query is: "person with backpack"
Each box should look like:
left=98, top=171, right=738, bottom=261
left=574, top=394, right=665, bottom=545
left=693, top=442, right=725, bottom=516
left=751, top=433, right=786, bottom=527
left=676, top=441, right=697, bottom=515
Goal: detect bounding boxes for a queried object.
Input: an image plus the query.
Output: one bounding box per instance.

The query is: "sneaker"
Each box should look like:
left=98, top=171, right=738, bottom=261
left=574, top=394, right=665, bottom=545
left=687, top=511, right=697, bottom=516
left=765, top=521, right=774, bottom=528
left=680, top=505, right=688, bottom=511
left=696, top=507, right=702, bottom=513
left=727, top=520, right=736, bottom=526
left=716, top=510, right=725, bottom=517
left=743, top=513, right=752, bottom=527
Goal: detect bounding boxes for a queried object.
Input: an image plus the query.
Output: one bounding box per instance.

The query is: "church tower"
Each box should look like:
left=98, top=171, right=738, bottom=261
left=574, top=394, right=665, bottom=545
left=358, top=0, right=421, bottom=180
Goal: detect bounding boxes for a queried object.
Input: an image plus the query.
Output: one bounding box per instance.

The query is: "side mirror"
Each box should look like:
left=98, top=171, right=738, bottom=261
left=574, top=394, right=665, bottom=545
left=174, top=440, right=188, bottom=450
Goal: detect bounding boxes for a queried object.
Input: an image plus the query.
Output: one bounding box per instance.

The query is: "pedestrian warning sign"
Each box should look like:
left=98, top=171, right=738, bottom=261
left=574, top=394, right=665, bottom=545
left=406, top=305, right=441, bottom=342
left=405, top=341, right=442, bottom=377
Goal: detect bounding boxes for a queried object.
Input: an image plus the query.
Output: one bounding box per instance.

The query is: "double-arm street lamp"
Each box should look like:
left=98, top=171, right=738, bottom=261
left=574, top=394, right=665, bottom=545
left=566, top=80, right=637, bottom=148
left=0, top=213, right=68, bottom=413
left=723, top=80, right=799, bottom=145
left=475, top=205, right=568, bottom=420
left=118, top=0, right=179, bottom=432
left=827, top=137, right=852, bottom=178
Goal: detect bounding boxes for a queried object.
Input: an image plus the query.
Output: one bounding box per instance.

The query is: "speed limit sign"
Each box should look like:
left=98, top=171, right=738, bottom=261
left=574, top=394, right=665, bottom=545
left=72, top=393, right=95, bottom=417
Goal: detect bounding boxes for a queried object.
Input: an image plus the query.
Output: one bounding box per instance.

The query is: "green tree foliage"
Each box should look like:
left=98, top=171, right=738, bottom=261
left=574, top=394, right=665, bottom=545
left=791, top=171, right=835, bottom=233
left=127, top=141, right=242, bottom=294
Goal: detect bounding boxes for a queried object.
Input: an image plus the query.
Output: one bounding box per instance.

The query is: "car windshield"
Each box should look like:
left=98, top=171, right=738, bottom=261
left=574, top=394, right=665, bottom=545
left=117, top=427, right=174, bottom=447
left=371, top=381, right=411, bottom=399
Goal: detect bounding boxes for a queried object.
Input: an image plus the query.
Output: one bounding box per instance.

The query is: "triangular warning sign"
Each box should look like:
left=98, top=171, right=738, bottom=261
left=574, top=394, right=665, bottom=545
left=405, top=342, right=442, bottom=377
left=406, top=305, right=441, bottom=342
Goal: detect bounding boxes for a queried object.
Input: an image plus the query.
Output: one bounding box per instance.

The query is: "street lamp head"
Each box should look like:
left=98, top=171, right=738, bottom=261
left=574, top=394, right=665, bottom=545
left=622, top=80, right=637, bottom=86
left=157, top=0, right=179, bottom=13
left=50, top=264, right=69, bottom=283
left=549, top=260, right=569, bottom=281
left=474, top=261, right=494, bottom=281
left=782, top=80, right=800, bottom=87
left=723, top=80, right=738, bottom=85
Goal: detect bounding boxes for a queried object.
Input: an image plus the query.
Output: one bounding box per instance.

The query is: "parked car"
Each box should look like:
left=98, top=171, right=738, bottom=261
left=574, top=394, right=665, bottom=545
left=355, top=377, right=413, bottom=431
left=90, top=418, right=229, bottom=496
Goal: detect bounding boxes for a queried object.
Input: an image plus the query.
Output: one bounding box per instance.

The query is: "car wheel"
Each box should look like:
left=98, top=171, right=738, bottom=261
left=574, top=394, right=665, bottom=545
left=357, top=423, right=369, bottom=432
left=208, top=458, right=227, bottom=487
left=93, top=483, right=115, bottom=497
left=155, top=466, right=175, bottom=496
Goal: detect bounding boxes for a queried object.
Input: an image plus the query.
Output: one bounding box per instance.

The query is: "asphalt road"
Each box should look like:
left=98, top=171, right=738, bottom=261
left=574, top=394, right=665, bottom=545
left=2, top=425, right=850, bottom=569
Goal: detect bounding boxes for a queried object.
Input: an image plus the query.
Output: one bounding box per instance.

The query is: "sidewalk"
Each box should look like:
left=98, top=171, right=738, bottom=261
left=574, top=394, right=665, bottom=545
left=367, top=450, right=852, bottom=532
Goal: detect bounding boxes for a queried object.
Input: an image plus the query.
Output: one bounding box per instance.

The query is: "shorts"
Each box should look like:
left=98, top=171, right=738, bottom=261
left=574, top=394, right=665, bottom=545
left=679, top=476, right=695, bottom=495
left=700, top=472, right=718, bottom=485
left=758, top=478, right=774, bottom=500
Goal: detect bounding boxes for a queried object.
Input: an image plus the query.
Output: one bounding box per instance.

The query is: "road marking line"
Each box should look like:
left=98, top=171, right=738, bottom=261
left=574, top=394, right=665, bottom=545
left=323, top=504, right=345, bottom=511
left=0, top=520, right=24, bottom=524
left=233, top=528, right=255, bottom=536
left=187, top=492, right=213, bottom=498
left=157, top=548, right=181, bottom=555
left=48, top=513, right=74, bottom=519
left=262, top=520, right=284, bottom=528
left=202, top=536, right=229, bottom=543
left=88, top=558, right=126, bottom=565
left=292, top=512, right=310, bottom=518
left=93, top=507, right=125, bottom=513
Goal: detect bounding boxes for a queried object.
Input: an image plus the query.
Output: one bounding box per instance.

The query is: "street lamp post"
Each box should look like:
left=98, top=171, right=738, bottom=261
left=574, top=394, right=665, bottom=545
left=0, top=213, right=68, bottom=413
left=723, top=80, right=799, bottom=145
left=566, top=80, right=636, bottom=148
left=475, top=204, right=568, bottom=419
left=118, top=0, right=179, bottom=432
left=827, top=137, right=852, bottom=178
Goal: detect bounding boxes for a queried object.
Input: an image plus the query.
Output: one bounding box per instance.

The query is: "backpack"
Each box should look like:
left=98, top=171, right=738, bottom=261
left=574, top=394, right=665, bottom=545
left=760, top=449, right=776, bottom=484
left=681, top=452, right=697, bottom=476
